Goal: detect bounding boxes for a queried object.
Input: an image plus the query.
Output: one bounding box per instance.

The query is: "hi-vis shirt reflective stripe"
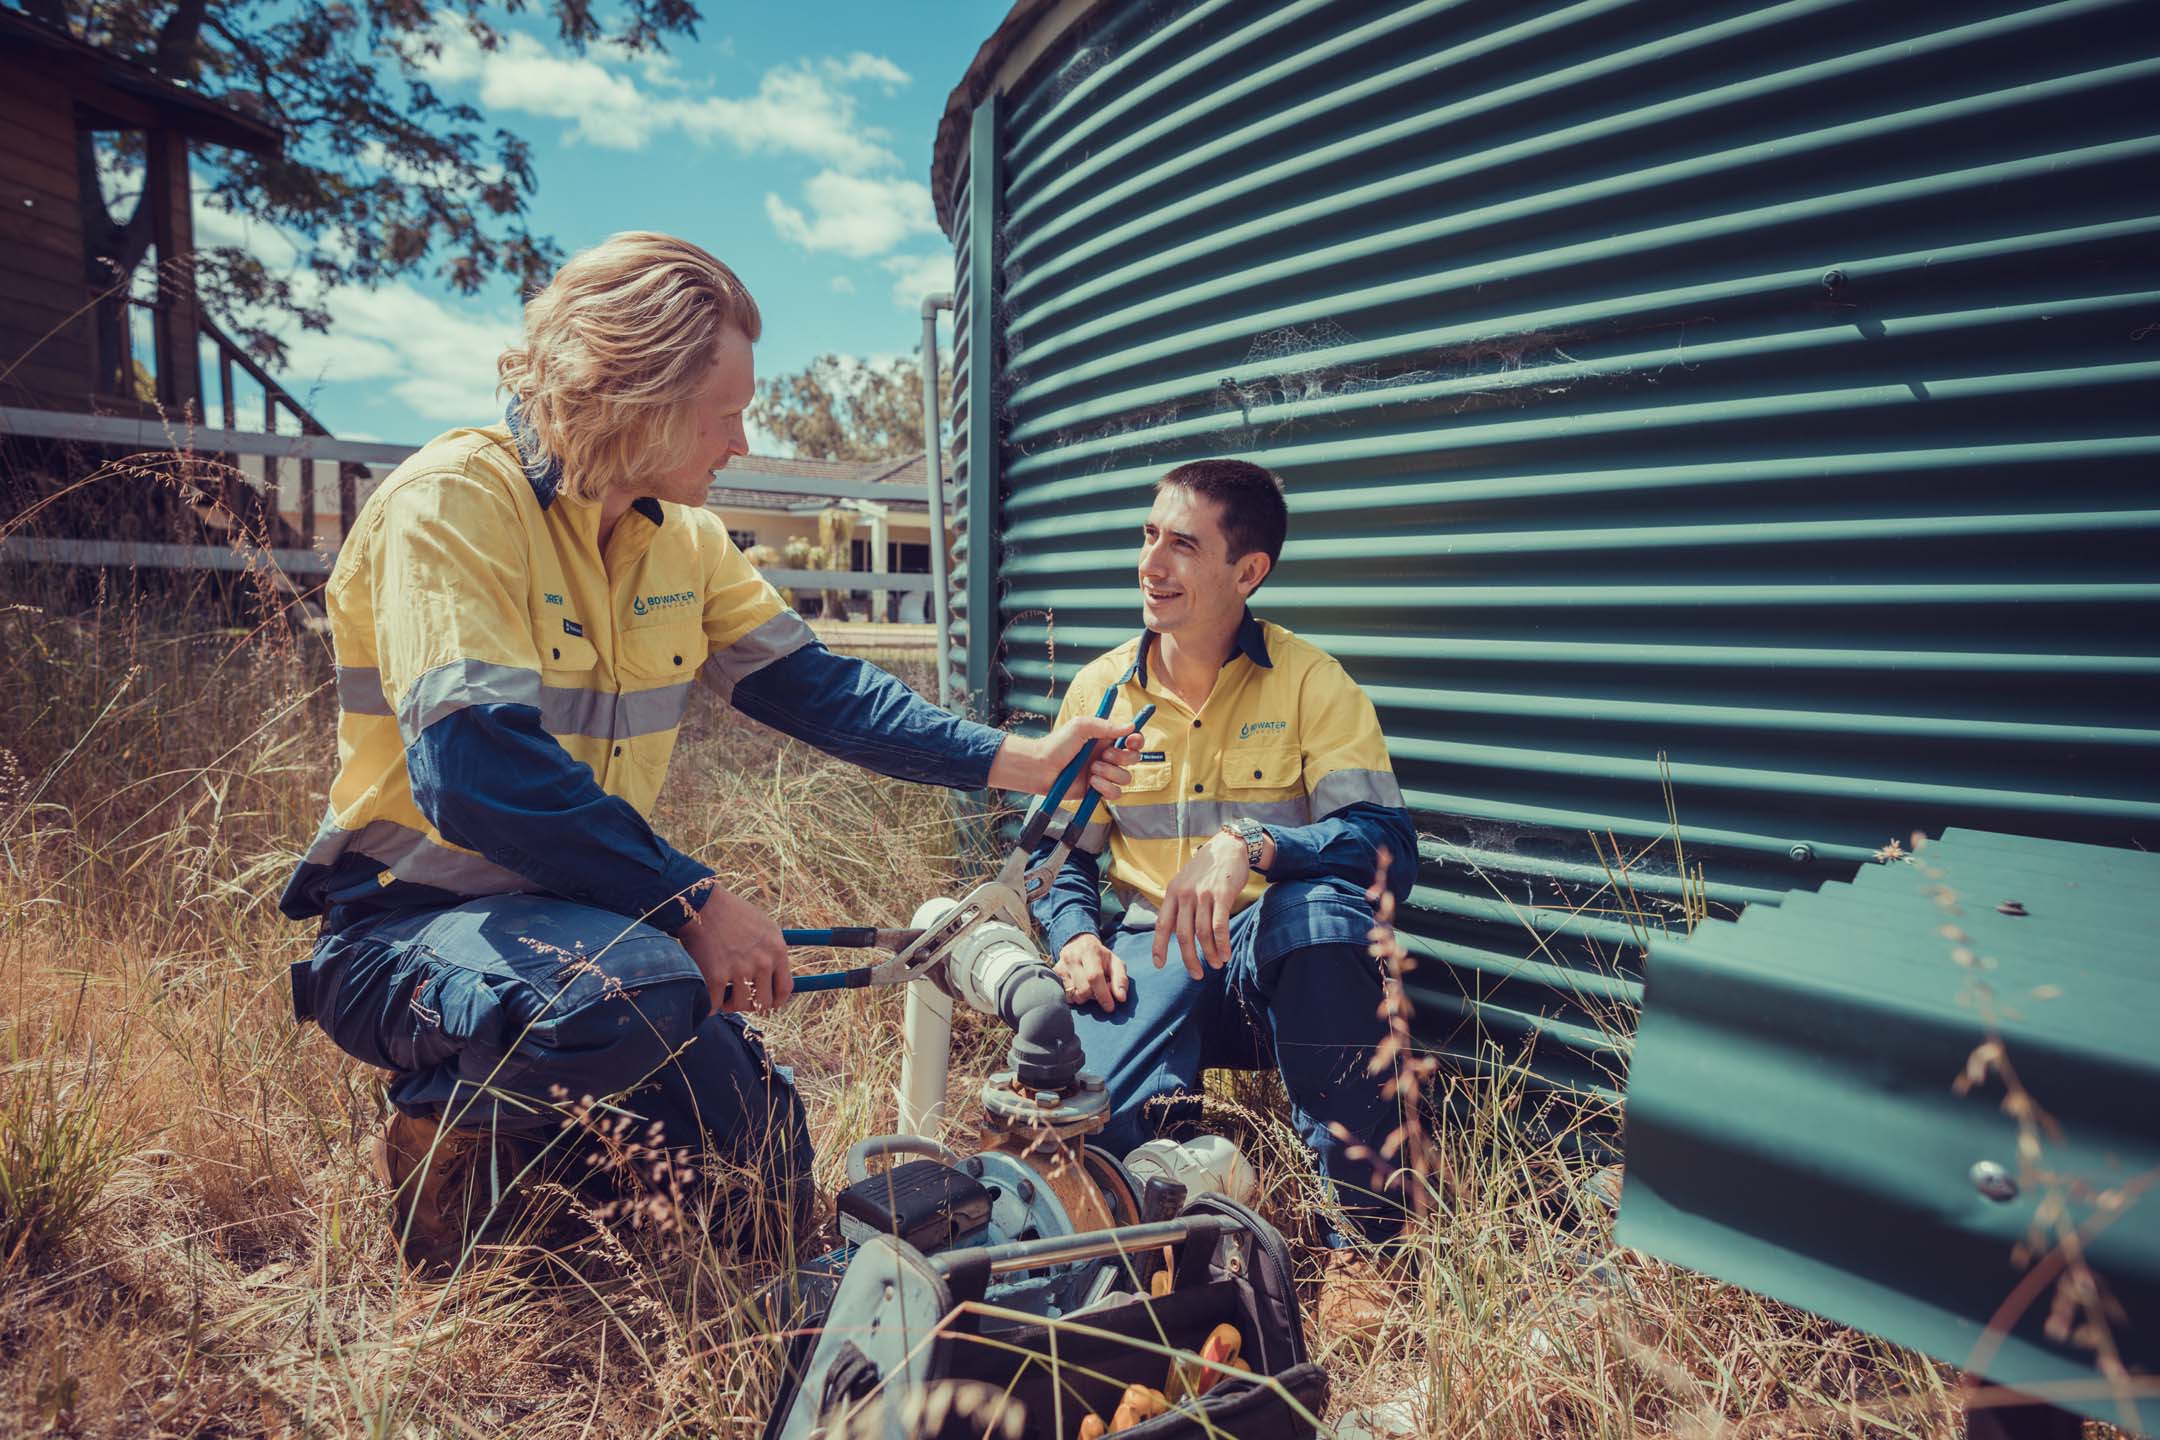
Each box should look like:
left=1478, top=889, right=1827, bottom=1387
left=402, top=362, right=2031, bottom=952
left=1046, top=616, right=1404, bottom=921
left=278, top=419, right=813, bottom=930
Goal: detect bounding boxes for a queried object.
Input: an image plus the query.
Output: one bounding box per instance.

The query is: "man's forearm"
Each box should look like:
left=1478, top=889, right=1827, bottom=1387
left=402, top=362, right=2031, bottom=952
left=1029, top=835, right=1105, bottom=957
left=408, top=703, right=715, bottom=932
left=1260, top=802, right=1419, bottom=899
left=731, top=642, right=1004, bottom=787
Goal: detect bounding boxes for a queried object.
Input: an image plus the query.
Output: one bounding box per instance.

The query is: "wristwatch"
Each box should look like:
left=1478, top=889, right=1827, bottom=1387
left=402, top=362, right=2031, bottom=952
left=1221, top=817, right=1268, bottom=872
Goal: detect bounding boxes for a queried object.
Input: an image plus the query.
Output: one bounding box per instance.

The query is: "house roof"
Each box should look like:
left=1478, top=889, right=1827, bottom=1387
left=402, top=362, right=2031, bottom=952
left=0, top=9, right=283, bottom=154
left=706, top=452, right=947, bottom=515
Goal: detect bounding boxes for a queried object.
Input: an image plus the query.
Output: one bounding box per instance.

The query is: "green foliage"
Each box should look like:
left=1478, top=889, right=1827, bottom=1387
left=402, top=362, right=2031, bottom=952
left=25, top=0, right=703, bottom=367
left=749, top=353, right=954, bottom=462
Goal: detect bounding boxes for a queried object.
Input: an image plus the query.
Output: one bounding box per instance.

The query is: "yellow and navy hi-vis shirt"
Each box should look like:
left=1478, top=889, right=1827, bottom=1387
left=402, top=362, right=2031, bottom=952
left=280, top=409, right=1004, bottom=935
left=1025, top=611, right=1417, bottom=959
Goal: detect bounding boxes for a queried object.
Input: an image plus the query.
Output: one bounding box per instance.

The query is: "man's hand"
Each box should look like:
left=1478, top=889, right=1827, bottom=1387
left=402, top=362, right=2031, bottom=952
left=1152, top=833, right=1252, bottom=980
left=1057, top=934, right=1129, bottom=1012
left=677, top=885, right=795, bottom=1013
left=986, top=716, right=1139, bottom=800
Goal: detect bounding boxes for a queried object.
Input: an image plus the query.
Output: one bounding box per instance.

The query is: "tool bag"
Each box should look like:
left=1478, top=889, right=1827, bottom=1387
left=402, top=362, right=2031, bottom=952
left=766, top=1193, right=1327, bottom=1440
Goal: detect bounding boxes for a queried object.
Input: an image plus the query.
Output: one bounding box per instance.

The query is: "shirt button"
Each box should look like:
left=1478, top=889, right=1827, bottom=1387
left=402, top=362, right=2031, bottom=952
left=613, top=744, right=623, bottom=756
left=551, top=646, right=561, bottom=660
left=673, top=654, right=683, bottom=666
left=1252, top=768, right=1263, bottom=779
left=1192, top=719, right=1201, bottom=729
left=1193, top=783, right=1205, bottom=794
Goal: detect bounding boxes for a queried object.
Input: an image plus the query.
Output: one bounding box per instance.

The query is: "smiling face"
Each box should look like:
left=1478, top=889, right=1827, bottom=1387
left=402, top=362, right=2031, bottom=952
left=1138, top=484, right=1268, bottom=637
left=646, top=325, right=756, bottom=507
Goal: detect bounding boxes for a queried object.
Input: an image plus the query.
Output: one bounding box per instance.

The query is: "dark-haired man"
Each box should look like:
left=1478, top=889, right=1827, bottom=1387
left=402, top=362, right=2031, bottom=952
left=1027, top=459, right=1418, bottom=1256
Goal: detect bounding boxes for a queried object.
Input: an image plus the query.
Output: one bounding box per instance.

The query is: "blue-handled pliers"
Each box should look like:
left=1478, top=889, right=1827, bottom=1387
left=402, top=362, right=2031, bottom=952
left=787, top=697, right=1154, bottom=993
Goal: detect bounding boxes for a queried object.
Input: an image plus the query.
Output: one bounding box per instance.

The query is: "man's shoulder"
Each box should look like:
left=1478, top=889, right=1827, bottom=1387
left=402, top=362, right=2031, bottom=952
left=1256, top=621, right=1349, bottom=683
left=370, top=425, right=528, bottom=517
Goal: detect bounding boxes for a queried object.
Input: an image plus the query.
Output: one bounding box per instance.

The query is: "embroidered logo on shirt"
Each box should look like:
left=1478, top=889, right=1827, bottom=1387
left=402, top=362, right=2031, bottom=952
left=563, top=618, right=584, bottom=637
left=1239, top=720, right=1288, bottom=740
left=1139, top=751, right=1167, bottom=762
left=543, top=592, right=563, bottom=605
left=632, top=590, right=696, bottom=617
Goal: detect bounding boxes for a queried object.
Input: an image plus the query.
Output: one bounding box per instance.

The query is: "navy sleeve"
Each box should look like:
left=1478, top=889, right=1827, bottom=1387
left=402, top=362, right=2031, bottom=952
left=1027, top=830, right=1107, bottom=959
left=1262, top=801, right=1420, bottom=903
left=408, top=703, right=716, bottom=934
left=730, top=640, right=1007, bottom=788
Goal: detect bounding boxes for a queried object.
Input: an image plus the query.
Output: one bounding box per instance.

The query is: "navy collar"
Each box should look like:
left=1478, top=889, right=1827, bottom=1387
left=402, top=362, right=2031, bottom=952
left=1125, top=609, right=1272, bottom=687
left=505, top=400, right=664, bottom=527
left=504, top=399, right=560, bottom=510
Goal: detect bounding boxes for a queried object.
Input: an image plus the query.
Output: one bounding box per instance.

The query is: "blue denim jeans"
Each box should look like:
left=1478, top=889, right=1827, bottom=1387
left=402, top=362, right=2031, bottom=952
left=296, top=893, right=812, bottom=1201
left=1073, top=876, right=1405, bottom=1244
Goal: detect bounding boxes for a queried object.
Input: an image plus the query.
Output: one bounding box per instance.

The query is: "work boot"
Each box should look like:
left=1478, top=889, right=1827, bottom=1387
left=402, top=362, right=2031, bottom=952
left=1314, top=1245, right=1407, bottom=1338
left=370, top=1111, right=551, bottom=1275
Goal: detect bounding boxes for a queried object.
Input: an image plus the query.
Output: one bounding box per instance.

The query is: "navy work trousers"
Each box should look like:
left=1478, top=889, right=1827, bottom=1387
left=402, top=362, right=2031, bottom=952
left=297, top=893, right=812, bottom=1205
left=1073, top=876, right=1405, bottom=1244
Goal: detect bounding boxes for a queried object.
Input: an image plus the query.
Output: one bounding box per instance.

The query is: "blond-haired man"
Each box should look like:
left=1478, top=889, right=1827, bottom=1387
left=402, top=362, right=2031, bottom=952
left=283, top=233, right=1130, bottom=1270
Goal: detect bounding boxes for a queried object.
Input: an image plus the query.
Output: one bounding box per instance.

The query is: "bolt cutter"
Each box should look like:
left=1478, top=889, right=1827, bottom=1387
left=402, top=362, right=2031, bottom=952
left=786, top=697, right=1154, bottom=994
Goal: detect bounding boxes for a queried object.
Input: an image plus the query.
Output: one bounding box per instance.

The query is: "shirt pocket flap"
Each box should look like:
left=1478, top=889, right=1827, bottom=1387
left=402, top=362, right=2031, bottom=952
left=540, top=628, right=597, bottom=674
left=1223, top=745, right=1301, bottom=792
left=1120, top=759, right=1174, bottom=795
left=621, top=621, right=704, bottom=679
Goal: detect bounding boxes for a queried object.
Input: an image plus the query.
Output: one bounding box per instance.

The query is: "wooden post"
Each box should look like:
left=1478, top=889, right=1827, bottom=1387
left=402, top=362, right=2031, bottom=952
left=142, top=127, right=200, bottom=419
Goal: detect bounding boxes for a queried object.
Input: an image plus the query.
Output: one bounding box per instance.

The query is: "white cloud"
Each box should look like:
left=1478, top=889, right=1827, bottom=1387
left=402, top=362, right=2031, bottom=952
left=824, top=52, right=910, bottom=89
left=192, top=197, right=520, bottom=431
left=673, top=63, right=900, bottom=172
left=881, top=252, right=953, bottom=310
left=421, top=28, right=655, bottom=149
left=829, top=275, right=857, bottom=295
left=765, top=171, right=936, bottom=259
left=415, top=25, right=904, bottom=170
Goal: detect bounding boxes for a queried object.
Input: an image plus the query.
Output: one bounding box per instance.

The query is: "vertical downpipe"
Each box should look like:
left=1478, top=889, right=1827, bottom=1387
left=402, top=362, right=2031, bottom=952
left=962, top=92, right=1004, bottom=722
left=919, top=292, right=955, bottom=711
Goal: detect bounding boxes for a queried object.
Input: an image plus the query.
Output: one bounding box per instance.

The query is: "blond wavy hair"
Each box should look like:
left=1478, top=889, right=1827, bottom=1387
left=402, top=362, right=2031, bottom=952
left=497, top=232, right=762, bottom=504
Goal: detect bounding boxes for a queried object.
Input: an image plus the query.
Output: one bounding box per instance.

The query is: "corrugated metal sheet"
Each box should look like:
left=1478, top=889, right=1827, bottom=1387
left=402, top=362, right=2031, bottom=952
left=936, top=0, right=2160, bottom=1106
left=1618, top=827, right=2160, bottom=1431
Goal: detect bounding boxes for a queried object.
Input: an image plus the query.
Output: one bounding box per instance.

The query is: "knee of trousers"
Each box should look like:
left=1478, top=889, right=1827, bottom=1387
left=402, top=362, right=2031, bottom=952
left=534, top=938, right=709, bottom=1104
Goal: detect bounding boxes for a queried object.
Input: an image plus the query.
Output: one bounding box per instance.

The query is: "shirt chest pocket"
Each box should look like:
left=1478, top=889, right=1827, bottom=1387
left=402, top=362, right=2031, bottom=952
left=538, top=627, right=598, bottom=679
left=1120, top=760, right=1175, bottom=798
left=619, top=620, right=705, bottom=683
left=1221, top=744, right=1302, bottom=795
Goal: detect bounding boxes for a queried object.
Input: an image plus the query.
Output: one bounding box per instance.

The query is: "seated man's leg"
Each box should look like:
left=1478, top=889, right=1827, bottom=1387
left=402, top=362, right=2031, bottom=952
left=1227, top=876, right=1404, bottom=1244
left=1070, top=925, right=1228, bottom=1156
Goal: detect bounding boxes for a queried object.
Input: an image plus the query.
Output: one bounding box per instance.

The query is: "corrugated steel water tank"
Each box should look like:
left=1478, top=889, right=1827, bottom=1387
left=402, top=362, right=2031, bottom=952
left=930, top=0, right=2160, bottom=1108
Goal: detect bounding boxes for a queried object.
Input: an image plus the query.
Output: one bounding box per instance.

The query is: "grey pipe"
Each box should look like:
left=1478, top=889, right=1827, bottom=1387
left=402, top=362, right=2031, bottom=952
left=992, top=963, right=1085, bottom=1091
left=919, top=292, right=955, bottom=710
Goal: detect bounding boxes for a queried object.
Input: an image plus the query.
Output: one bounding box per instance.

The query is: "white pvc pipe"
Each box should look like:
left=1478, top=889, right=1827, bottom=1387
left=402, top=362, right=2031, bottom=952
left=1122, top=1136, right=1260, bottom=1207
left=897, top=895, right=1050, bottom=1135
left=898, top=980, right=953, bottom=1137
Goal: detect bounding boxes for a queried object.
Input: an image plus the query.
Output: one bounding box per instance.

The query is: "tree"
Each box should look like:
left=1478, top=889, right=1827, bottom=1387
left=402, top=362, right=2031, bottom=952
left=24, top=0, right=704, bottom=366
left=749, top=353, right=954, bottom=463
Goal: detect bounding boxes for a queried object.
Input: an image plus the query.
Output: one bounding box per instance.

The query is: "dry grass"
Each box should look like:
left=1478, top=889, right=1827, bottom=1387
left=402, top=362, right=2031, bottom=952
left=0, top=558, right=2106, bottom=1438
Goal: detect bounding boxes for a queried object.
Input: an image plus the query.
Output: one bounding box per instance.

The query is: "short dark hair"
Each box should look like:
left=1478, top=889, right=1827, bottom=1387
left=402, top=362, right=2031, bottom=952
left=1157, top=459, right=1288, bottom=582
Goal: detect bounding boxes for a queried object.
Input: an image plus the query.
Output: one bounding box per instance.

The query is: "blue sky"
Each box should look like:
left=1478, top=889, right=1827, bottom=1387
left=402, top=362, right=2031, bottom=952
left=195, top=2, right=1012, bottom=448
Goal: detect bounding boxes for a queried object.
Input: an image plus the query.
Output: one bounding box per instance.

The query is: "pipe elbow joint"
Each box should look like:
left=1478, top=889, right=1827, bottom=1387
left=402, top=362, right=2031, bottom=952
left=999, top=966, right=1083, bottom=1091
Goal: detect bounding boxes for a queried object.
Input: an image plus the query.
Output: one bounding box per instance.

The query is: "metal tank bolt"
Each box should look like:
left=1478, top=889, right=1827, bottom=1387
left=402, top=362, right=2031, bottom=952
left=1789, top=843, right=1815, bottom=864
left=1969, top=1160, right=2018, bottom=1202
left=1821, top=268, right=1847, bottom=292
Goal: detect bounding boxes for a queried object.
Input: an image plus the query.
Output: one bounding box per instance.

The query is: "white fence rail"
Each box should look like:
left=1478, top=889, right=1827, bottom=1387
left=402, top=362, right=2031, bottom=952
left=1, top=409, right=941, bottom=601
left=0, top=408, right=930, bottom=502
